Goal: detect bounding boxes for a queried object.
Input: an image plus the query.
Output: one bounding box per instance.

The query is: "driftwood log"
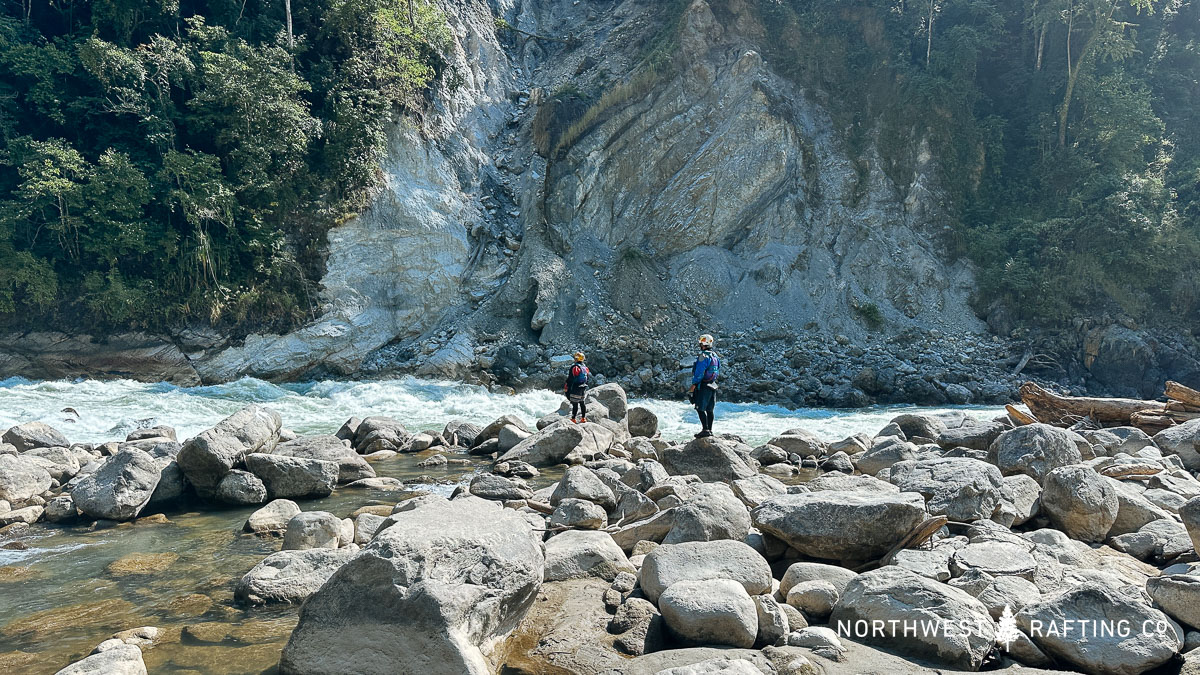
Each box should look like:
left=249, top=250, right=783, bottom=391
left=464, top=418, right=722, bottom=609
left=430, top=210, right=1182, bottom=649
left=1166, top=381, right=1200, bottom=408
left=1005, top=404, right=1037, bottom=426
left=1019, top=381, right=1165, bottom=427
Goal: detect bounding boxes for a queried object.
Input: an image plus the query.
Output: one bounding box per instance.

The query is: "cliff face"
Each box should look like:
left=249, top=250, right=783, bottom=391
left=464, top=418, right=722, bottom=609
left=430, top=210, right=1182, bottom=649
left=178, top=0, right=1020, bottom=404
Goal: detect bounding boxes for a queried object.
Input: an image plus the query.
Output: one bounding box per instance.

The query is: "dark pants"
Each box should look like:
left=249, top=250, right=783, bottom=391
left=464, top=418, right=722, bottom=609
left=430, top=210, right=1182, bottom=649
left=694, top=386, right=715, bottom=431
left=571, top=401, right=587, bottom=418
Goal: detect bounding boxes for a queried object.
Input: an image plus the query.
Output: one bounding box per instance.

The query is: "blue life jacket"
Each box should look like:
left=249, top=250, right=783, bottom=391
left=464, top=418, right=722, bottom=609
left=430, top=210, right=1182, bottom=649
left=692, top=350, right=720, bottom=385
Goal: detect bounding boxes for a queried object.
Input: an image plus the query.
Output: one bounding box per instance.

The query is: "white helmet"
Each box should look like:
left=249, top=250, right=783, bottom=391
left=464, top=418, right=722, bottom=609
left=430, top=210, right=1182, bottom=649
left=698, top=334, right=714, bottom=348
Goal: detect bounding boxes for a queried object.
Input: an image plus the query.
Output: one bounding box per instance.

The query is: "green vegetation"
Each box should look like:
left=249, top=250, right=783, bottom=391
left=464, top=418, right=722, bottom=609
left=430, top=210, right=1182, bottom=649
left=0, top=0, right=449, bottom=332
left=754, top=0, right=1200, bottom=328
left=852, top=300, right=884, bottom=330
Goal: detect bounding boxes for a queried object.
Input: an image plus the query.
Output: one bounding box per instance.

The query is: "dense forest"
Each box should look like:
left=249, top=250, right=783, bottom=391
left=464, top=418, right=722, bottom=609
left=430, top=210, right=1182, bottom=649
left=0, top=0, right=1196, bottom=335
left=748, top=0, right=1199, bottom=328
left=0, top=0, right=449, bottom=331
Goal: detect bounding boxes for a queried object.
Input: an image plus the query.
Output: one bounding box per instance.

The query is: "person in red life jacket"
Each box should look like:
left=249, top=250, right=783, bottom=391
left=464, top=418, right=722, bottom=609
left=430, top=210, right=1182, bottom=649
left=564, top=352, right=591, bottom=423
left=688, top=334, right=720, bottom=438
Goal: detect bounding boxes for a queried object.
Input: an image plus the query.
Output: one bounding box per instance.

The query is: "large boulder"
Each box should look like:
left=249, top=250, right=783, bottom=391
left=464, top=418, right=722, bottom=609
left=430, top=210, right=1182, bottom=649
left=1154, top=419, right=1200, bottom=471
left=245, top=453, right=337, bottom=500
left=830, top=566, right=995, bottom=670
left=3, top=421, right=68, bottom=452
left=215, top=469, right=268, bottom=505
left=627, top=407, right=659, bottom=438
left=751, top=491, right=927, bottom=562
left=54, top=643, right=145, bottom=675
left=991, top=423, right=1083, bottom=481
left=0, top=454, right=52, bottom=503
left=660, top=437, right=756, bottom=483
left=279, top=496, right=544, bottom=674
left=1017, top=581, right=1182, bottom=674
left=235, top=547, right=359, bottom=605
left=663, top=482, right=750, bottom=545
left=1147, top=574, right=1200, bottom=630
left=639, top=540, right=771, bottom=603
left=550, top=466, right=615, bottom=509
left=352, top=417, right=411, bottom=453
left=1040, top=465, right=1119, bottom=543
left=282, top=511, right=345, bottom=550
left=177, top=405, right=282, bottom=497
left=588, top=383, right=628, bottom=422
left=886, top=457, right=1004, bottom=522
left=443, top=420, right=481, bottom=448
left=779, top=562, right=859, bottom=596
left=658, top=579, right=758, bottom=649
left=766, top=429, right=827, bottom=457
left=274, top=435, right=375, bottom=484
left=71, top=448, right=161, bottom=521
left=24, top=446, right=80, bottom=481
left=244, top=499, right=302, bottom=534
left=468, top=473, right=533, bottom=501
left=543, top=530, right=634, bottom=582
left=856, top=437, right=919, bottom=476
left=496, top=422, right=614, bottom=467
left=936, top=420, right=1007, bottom=451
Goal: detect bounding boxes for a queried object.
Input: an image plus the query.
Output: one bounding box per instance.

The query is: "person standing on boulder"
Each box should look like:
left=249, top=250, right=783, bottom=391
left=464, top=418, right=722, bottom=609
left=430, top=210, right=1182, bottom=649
left=689, top=334, right=720, bottom=438
left=564, top=352, right=591, bottom=423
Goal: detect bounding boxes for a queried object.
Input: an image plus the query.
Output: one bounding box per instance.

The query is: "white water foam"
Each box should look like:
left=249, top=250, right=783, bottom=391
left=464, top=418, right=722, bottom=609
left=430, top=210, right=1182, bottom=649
left=0, top=376, right=1007, bottom=446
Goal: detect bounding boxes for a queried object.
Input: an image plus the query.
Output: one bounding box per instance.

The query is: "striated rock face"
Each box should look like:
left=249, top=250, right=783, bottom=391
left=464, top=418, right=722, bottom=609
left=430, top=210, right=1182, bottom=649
left=167, top=0, right=998, bottom=404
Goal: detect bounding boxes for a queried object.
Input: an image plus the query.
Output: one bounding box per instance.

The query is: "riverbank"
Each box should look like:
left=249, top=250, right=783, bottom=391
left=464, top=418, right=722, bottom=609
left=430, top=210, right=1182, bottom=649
left=3, top=379, right=1200, bottom=674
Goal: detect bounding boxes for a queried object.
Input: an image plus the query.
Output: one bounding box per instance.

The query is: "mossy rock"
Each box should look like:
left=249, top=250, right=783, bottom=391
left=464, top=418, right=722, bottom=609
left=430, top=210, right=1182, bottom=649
left=107, top=552, right=180, bottom=576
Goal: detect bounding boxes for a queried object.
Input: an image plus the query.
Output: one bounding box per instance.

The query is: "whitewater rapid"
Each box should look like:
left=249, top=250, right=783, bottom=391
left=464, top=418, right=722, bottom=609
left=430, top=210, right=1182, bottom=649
left=0, top=376, right=1007, bottom=446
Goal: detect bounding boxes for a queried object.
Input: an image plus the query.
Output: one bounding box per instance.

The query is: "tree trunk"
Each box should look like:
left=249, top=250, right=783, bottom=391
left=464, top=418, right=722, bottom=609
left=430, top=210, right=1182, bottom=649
left=408, top=0, right=415, bottom=28
left=1058, top=0, right=1118, bottom=148
left=285, top=0, right=294, bottom=51
left=1035, top=23, right=1046, bottom=70
left=926, top=0, right=935, bottom=68
left=1019, top=381, right=1164, bottom=426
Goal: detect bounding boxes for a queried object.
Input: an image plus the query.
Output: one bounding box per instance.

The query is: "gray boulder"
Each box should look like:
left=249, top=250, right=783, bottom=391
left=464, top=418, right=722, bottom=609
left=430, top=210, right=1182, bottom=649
left=279, top=496, right=544, bottom=674
left=54, top=644, right=145, bottom=675
left=660, top=437, right=756, bottom=483
left=991, top=423, right=1083, bottom=481
left=244, top=499, right=302, bottom=534
left=468, top=473, right=533, bottom=501
left=283, top=511, right=344, bottom=550
left=627, top=407, right=659, bottom=438
left=805, top=473, right=898, bottom=494
left=752, top=491, right=927, bottom=562
left=936, top=420, right=1007, bottom=451
left=855, top=437, right=918, bottom=476
left=658, top=579, right=758, bottom=649
left=830, top=566, right=994, bottom=670
left=544, top=530, right=634, bottom=582
left=1155, top=419, right=1200, bottom=471
left=3, top=421, right=68, bottom=452
left=1017, top=581, right=1182, bottom=674
left=352, top=416, right=411, bottom=453
left=71, top=448, right=161, bottom=521
left=639, top=540, right=772, bottom=603
left=1106, top=477, right=1173, bottom=537
left=473, top=414, right=529, bottom=449
left=550, top=466, right=615, bottom=509
left=245, top=453, right=337, bottom=500
left=24, top=446, right=79, bottom=481
left=779, top=562, right=859, bottom=596
left=1148, top=574, right=1200, bottom=630
left=43, top=494, right=78, bottom=522
left=274, top=435, right=374, bottom=484
left=766, top=429, right=826, bottom=457
left=236, top=547, right=359, bottom=605
left=588, top=383, right=629, bottom=422
left=886, top=457, right=1004, bottom=522
left=1001, top=474, right=1041, bottom=527
left=0, top=454, right=52, bottom=503
left=549, top=498, right=608, bottom=529
left=664, top=482, right=750, bottom=545
left=496, top=422, right=613, bottom=466
left=442, top=420, right=481, bottom=448
left=215, top=469, right=268, bottom=505
left=177, top=405, right=281, bottom=497
left=1040, top=465, right=1118, bottom=543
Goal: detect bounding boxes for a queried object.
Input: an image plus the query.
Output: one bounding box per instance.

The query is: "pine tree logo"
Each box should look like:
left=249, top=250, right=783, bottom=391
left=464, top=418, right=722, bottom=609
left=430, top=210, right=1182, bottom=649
left=995, top=605, right=1020, bottom=652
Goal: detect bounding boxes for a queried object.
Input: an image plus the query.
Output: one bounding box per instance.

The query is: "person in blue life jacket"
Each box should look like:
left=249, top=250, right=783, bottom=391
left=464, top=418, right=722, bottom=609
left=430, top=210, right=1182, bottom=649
left=688, top=334, right=720, bottom=438
left=564, top=352, right=591, bottom=423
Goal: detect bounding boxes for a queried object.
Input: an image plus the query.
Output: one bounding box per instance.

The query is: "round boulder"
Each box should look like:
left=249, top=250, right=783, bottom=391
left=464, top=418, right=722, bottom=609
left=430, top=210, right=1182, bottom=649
left=658, top=579, right=758, bottom=649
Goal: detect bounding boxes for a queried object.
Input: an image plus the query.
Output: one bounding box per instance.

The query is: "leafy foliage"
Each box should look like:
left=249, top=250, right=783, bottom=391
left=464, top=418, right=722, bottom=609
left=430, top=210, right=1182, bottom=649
left=752, top=0, right=1200, bottom=328
left=0, top=0, right=448, bottom=332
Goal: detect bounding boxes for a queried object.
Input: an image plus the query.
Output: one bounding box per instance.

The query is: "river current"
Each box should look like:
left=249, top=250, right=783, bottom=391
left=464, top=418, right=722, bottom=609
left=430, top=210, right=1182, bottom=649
left=0, top=376, right=1005, bottom=673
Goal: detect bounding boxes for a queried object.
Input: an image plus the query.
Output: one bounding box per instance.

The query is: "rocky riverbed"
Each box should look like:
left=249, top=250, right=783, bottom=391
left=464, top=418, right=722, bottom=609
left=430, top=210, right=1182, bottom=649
left=5, top=382, right=1200, bottom=674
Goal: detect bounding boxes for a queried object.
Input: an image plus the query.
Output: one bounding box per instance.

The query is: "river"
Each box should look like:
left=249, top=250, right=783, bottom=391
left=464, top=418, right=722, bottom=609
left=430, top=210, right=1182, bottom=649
left=0, top=376, right=1006, bottom=673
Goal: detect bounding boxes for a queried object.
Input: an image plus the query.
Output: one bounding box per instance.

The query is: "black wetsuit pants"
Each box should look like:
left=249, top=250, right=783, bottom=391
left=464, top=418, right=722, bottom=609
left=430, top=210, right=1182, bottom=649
left=571, top=400, right=587, bottom=419
left=694, top=386, right=716, bottom=431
